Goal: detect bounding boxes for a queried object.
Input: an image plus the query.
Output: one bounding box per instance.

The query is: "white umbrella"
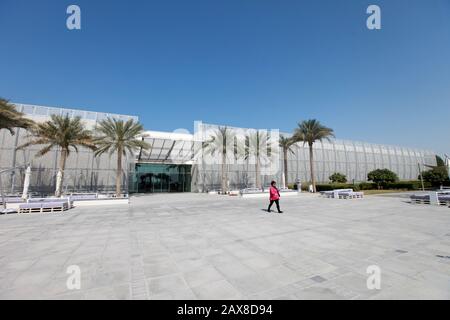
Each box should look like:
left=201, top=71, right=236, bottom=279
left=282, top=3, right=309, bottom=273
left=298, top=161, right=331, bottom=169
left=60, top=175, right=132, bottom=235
left=21, top=166, right=32, bottom=200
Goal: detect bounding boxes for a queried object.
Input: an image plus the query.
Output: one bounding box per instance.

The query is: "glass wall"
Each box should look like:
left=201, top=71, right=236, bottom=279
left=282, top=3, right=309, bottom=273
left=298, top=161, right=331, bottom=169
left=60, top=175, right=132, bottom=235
left=131, top=163, right=192, bottom=193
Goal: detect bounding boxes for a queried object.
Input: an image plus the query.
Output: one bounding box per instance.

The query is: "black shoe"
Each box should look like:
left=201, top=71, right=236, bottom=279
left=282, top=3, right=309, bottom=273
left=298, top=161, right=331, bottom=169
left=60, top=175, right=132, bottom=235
left=278, top=211, right=283, bottom=214
left=267, top=209, right=271, bottom=213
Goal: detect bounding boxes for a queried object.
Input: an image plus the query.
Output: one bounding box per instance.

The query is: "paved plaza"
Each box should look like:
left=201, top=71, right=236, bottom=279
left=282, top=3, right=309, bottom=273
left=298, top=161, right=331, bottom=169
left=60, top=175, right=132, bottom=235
left=0, top=193, right=449, bottom=300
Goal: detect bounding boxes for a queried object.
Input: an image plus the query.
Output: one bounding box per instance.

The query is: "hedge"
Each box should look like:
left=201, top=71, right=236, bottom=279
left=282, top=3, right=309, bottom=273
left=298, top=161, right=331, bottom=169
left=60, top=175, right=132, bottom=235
left=316, top=183, right=360, bottom=192
left=314, top=180, right=431, bottom=192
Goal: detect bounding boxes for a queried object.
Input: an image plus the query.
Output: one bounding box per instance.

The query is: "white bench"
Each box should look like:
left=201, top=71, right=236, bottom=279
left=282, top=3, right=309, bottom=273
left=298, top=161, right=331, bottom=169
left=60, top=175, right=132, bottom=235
left=338, top=191, right=364, bottom=199
left=19, top=201, right=69, bottom=214
left=321, top=189, right=353, bottom=199
left=321, top=189, right=364, bottom=200
left=412, top=191, right=450, bottom=206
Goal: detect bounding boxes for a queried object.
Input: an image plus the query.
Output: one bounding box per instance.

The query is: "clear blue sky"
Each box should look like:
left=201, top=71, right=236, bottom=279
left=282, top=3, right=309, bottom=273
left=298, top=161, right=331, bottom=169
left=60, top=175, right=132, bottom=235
left=1, top=0, right=449, bottom=154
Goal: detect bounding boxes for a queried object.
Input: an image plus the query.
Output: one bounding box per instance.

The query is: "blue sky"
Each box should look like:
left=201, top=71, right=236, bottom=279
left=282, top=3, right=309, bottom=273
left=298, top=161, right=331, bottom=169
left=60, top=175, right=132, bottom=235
left=1, top=0, right=449, bottom=154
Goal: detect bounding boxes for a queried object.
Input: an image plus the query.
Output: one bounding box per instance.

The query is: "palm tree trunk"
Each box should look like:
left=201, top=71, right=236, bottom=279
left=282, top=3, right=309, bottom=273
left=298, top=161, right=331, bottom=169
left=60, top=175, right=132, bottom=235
left=55, top=148, right=67, bottom=197
left=116, top=147, right=123, bottom=197
left=221, top=153, right=227, bottom=193
left=283, top=148, right=288, bottom=189
left=255, top=156, right=261, bottom=189
left=309, top=143, right=316, bottom=193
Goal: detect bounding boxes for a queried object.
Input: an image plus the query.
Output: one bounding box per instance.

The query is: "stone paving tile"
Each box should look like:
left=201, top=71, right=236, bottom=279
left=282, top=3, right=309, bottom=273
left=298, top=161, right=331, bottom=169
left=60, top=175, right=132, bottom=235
left=150, top=287, right=197, bottom=300
left=241, top=254, right=281, bottom=270
left=292, top=285, right=349, bottom=300
left=247, top=284, right=300, bottom=300
left=257, top=264, right=306, bottom=286
left=147, top=274, right=189, bottom=296
left=143, top=261, right=179, bottom=278
left=183, top=266, right=224, bottom=288
left=0, top=193, right=449, bottom=299
left=191, top=279, right=243, bottom=300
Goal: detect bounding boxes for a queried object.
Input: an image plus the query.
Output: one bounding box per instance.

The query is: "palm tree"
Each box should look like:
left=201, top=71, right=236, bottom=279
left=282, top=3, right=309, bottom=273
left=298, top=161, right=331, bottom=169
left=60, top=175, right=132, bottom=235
left=293, top=120, right=334, bottom=193
left=246, top=130, right=270, bottom=190
left=94, top=118, right=150, bottom=197
left=18, top=115, right=96, bottom=197
left=0, top=99, right=34, bottom=135
left=202, top=126, right=235, bottom=193
left=279, top=135, right=295, bottom=189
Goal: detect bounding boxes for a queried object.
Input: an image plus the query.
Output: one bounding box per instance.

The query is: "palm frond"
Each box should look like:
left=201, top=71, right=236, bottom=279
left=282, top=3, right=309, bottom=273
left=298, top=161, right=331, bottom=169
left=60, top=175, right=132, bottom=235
left=0, top=98, right=35, bottom=135
left=293, top=119, right=335, bottom=146
left=18, top=114, right=95, bottom=158
left=93, top=118, right=149, bottom=158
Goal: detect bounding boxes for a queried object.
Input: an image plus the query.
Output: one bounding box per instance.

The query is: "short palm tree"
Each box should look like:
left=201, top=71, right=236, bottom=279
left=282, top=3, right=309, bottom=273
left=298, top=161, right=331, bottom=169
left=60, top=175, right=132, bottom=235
left=0, top=98, right=34, bottom=135
left=279, top=135, right=295, bottom=189
left=18, top=115, right=96, bottom=197
left=94, top=118, right=150, bottom=197
left=202, top=126, right=236, bottom=193
left=246, top=130, right=270, bottom=190
left=293, top=120, right=334, bottom=192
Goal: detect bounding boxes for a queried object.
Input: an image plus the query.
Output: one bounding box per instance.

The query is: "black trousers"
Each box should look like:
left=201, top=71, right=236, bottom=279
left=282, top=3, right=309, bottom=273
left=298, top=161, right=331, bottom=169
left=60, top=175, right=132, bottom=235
left=268, top=200, right=281, bottom=212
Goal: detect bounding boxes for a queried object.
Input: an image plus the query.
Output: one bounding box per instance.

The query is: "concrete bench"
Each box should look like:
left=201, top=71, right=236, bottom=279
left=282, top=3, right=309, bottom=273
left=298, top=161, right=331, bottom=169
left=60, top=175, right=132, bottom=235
left=410, top=195, right=430, bottom=204
left=279, top=189, right=300, bottom=197
left=439, top=195, right=450, bottom=206
left=19, top=201, right=69, bottom=214
left=321, top=189, right=353, bottom=199
left=411, top=192, right=450, bottom=206
left=241, top=188, right=264, bottom=194
left=240, top=188, right=267, bottom=199
left=0, top=197, right=23, bottom=205
left=69, top=194, right=98, bottom=201
left=28, top=197, right=74, bottom=208
left=338, top=191, right=364, bottom=199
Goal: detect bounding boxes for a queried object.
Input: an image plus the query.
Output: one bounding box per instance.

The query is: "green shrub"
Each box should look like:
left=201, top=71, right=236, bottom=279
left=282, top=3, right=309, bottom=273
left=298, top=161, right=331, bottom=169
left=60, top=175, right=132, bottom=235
left=315, top=184, right=334, bottom=191
left=315, top=180, right=429, bottom=192
left=421, top=167, right=450, bottom=187
left=382, top=180, right=431, bottom=190
left=358, top=182, right=376, bottom=190
left=383, top=182, right=416, bottom=190
left=329, top=172, right=347, bottom=183
left=300, top=183, right=311, bottom=191
left=316, top=183, right=358, bottom=192
left=368, top=169, right=399, bottom=189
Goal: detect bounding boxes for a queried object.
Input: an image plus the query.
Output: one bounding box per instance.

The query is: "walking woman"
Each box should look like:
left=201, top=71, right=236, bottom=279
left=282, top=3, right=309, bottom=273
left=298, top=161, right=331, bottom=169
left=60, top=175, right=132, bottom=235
left=267, top=181, right=283, bottom=213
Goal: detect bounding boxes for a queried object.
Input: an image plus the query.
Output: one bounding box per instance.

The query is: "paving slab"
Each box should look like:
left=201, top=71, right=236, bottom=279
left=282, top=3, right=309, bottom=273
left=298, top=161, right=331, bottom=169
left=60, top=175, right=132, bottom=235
left=0, top=193, right=449, bottom=299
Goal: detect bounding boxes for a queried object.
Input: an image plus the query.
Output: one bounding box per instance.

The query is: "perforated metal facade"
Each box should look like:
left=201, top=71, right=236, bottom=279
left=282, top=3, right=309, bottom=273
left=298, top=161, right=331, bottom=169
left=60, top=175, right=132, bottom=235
left=0, top=104, right=138, bottom=195
left=0, top=105, right=437, bottom=194
left=190, top=123, right=437, bottom=192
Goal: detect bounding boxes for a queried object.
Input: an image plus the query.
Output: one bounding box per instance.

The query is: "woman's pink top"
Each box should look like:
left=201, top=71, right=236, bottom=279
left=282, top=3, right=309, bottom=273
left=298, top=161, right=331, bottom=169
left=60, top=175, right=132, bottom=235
left=269, top=186, right=280, bottom=201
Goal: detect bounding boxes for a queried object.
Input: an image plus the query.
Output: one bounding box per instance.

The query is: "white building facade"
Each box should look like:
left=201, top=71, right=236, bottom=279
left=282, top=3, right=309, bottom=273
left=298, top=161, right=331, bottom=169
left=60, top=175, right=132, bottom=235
left=0, top=104, right=438, bottom=194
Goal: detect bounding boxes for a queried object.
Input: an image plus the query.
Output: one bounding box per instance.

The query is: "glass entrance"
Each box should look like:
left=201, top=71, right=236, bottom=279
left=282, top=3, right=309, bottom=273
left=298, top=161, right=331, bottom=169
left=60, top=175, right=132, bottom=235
left=132, top=163, right=191, bottom=193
